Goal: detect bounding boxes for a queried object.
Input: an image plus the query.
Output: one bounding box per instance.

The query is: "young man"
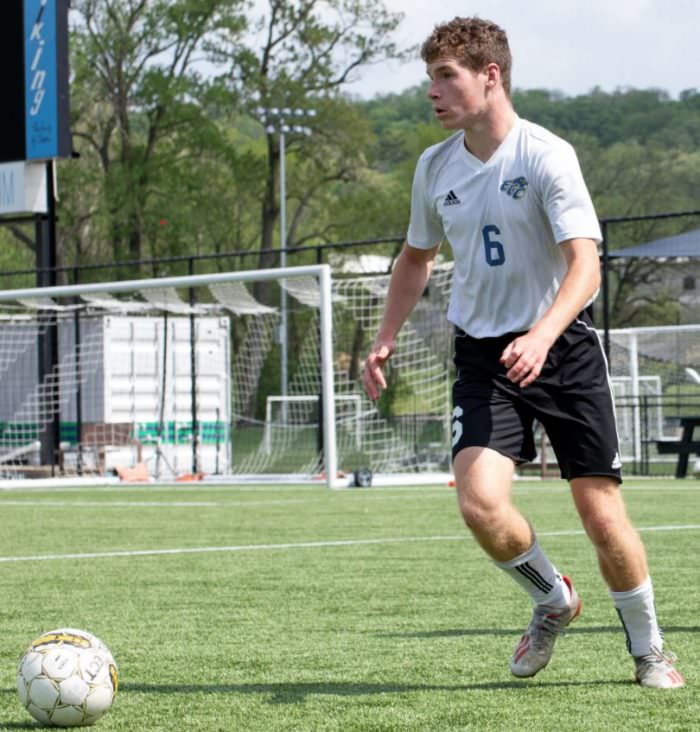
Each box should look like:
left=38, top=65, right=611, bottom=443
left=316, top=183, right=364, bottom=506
left=363, top=17, right=684, bottom=689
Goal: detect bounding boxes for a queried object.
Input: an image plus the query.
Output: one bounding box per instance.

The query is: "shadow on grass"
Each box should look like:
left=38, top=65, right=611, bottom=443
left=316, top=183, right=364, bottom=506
left=379, top=625, right=700, bottom=639
left=0, top=677, right=636, bottom=722
left=114, top=678, right=633, bottom=704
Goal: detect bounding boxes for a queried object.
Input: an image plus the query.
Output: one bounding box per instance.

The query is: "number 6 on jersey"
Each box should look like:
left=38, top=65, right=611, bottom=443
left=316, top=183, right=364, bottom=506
left=482, top=225, right=505, bottom=266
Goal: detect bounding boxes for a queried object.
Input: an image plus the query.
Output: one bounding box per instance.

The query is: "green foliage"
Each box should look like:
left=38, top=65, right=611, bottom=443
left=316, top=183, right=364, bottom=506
left=512, top=87, right=700, bottom=149
left=5, top=2, right=699, bottom=333
left=64, top=0, right=249, bottom=271
left=201, top=0, right=409, bottom=282
left=0, top=227, right=36, bottom=289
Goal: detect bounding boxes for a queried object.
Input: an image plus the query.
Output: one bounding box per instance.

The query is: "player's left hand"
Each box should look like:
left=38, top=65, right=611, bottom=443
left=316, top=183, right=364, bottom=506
left=499, top=331, right=554, bottom=388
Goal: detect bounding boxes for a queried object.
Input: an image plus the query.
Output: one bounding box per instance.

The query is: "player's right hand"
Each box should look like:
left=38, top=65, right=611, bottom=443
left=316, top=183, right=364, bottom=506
left=363, top=341, right=395, bottom=401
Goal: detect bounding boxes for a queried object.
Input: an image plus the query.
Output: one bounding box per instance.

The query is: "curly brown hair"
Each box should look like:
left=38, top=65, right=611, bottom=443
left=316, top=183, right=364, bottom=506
left=421, top=17, right=512, bottom=96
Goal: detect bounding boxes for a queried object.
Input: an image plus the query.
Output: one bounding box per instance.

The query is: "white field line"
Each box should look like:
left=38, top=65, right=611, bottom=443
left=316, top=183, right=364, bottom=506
left=1, top=481, right=700, bottom=497
left=0, top=493, right=450, bottom=509
left=0, top=525, right=699, bottom=564
left=0, top=499, right=314, bottom=508
left=0, top=483, right=323, bottom=494
left=0, top=483, right=698, bottom=508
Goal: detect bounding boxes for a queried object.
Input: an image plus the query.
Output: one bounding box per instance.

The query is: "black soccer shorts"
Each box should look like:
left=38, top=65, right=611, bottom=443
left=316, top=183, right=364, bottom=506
left=451, top=312, right=622, bottom=482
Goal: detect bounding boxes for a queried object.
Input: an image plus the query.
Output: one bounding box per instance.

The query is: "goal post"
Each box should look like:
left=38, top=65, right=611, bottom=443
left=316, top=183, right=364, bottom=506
left=0, top=264, right=341, bottom=488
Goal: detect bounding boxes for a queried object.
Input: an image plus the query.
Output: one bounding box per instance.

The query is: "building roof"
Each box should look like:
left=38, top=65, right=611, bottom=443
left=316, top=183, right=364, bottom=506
left=608, top=228, right=700, bottom=258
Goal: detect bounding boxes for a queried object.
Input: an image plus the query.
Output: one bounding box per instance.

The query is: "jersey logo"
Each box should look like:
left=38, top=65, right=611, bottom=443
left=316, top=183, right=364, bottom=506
left=611, top=452, right=622, bottom=470
left=500, top=176, right=528, bottom=199
left=444, top=190, right=461, bottom=206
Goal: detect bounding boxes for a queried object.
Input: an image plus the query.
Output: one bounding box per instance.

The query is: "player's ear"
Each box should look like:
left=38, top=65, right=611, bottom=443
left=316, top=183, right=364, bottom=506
left=484, top=62, right=500, bottom=90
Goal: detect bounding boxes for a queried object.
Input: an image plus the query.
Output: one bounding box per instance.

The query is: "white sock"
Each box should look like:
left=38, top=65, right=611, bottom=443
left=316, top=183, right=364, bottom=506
left=494, top=540, right=571, bottom=607
left=610, top=577, right=663, bottom=657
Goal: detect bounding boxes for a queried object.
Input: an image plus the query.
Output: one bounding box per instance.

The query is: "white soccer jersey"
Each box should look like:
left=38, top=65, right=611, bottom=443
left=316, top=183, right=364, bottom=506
left=407, top=116, right=602, bottom=338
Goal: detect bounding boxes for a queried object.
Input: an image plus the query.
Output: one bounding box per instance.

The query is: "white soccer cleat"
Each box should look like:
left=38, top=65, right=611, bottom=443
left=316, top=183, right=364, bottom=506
left=634, top=647, right=685, bottom=689
left=510, top=575, right=582, bottom=678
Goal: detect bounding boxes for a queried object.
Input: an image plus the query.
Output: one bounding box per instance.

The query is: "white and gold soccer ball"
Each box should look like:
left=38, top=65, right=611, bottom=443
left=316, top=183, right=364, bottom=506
left=16, top=628, right=118, bottom=727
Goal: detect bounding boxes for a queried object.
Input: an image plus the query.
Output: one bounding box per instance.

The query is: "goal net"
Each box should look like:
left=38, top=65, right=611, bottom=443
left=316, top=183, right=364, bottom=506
left=3, top=260, right=699, bottom=485
left=0, top=266, right=338, bottom=486
left=0, top=260, right=459, bottom=487
left=606, top=324, right=700, bottom=468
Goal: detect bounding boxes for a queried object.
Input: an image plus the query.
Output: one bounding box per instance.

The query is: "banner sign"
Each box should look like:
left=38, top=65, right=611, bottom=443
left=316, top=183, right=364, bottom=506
left=24, top=0, right=60, bottom=159
left=0, top=0, right=71, bottom=164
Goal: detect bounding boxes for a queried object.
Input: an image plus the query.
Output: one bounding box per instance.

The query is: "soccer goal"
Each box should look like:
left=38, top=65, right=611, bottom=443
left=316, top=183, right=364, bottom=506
left=0, top=260, right=462, bottom=488
left=0, top=265, right=339, bottom=487
left=606, top=323, right=700, bottom=469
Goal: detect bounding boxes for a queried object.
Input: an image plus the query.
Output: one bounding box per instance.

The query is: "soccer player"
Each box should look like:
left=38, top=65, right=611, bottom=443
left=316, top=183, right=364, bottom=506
left=362, top=16, right=684, bottom=689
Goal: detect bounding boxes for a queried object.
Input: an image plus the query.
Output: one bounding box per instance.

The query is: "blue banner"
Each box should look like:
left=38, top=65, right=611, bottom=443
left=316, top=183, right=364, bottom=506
left=23, top=0, right=59, bottom=160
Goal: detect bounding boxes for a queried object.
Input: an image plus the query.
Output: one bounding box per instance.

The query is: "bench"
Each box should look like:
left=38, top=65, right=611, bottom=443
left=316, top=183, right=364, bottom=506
left=656, top=417, right=700, bottom=478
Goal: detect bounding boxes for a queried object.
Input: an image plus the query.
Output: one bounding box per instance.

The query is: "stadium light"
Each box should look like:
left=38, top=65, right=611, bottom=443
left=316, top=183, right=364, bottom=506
left=258, top=106, right=317, bottom=399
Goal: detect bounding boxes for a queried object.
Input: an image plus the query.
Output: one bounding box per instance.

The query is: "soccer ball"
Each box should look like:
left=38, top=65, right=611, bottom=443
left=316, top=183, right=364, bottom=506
left=16, top=628, right=118, bottom=727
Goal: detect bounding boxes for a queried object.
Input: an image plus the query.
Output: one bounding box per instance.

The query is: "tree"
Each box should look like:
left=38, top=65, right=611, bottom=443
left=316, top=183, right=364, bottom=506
left=65, top=0, right=247, bottom=272
left=208, top=0, right=408, bottom=279
left=581, top=138, right=700, bottom=327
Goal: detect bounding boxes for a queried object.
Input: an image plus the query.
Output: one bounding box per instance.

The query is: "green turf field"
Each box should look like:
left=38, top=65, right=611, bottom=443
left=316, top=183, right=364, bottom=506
left=0, top=479, right=697, bottom=730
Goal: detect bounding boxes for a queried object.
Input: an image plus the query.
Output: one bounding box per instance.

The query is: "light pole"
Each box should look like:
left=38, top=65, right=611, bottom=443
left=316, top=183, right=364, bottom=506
left=258, top=106, right=316, bottom=401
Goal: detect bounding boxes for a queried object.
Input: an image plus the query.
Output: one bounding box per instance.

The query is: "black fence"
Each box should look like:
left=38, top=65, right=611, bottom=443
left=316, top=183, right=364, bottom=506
left=529, top=393, right=700, bottom=479
left=0, top=236, right=405, bottom=290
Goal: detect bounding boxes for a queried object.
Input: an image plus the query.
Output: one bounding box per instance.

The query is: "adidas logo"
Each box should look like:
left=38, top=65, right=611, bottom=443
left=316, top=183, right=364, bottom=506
left=611, top=452, right=622, bottom=470
left=444, top=190, right=461, bottom=206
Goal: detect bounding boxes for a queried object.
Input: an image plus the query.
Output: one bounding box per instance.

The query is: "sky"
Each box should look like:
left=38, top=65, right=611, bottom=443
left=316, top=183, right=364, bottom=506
left=346, top=0, right=700, bottom=100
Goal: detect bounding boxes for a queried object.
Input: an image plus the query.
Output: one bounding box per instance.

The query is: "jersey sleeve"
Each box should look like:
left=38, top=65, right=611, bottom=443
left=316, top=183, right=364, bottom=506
left=540, top=143, right=602, bottom=245
left=406, top=152, right=444, bottom=249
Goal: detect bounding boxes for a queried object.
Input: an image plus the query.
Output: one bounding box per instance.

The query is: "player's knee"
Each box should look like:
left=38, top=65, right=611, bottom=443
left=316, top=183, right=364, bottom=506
left=457, top=492, right=500, bottom=532
left=581, top=510, right=620, bottom=549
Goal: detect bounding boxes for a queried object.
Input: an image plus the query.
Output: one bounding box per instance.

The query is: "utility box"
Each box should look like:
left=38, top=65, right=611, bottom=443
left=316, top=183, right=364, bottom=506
left=0, top=315, right=231, bottom=476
